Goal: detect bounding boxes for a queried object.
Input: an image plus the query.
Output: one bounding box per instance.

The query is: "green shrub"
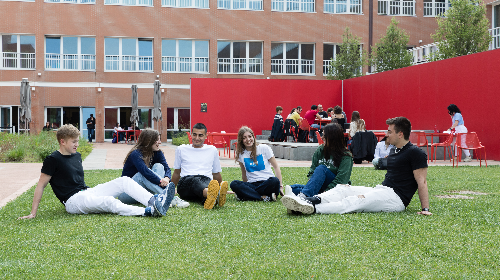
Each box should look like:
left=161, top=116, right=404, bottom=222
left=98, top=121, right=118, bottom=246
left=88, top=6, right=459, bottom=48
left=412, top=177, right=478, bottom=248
left=7, top=147, right=25, bottom=161
left=172, top=134, right=189, bottom=146
left=0, top=131, right=92, bottom=162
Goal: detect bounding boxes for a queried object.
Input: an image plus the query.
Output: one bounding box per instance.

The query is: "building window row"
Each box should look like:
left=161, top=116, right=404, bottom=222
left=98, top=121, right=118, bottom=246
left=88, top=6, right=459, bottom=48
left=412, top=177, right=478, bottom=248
left=2, top=34, right=354, bottom=76
left=10, top=0, right=458, bottom=17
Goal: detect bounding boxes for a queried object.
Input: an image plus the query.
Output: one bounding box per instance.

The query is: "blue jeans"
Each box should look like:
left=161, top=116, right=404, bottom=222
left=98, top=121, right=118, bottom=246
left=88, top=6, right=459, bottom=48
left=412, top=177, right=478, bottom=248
left=290, top=165, right=336, bottom=197
left=118, top=163, right=165, bottom=204
left=230, top=177, right=280, bottom=201
left=88, top=128, right=94, bottom=142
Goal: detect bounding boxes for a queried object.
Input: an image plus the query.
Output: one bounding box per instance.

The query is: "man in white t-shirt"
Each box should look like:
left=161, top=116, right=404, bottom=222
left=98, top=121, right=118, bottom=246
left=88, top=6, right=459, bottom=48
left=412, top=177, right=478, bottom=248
left=171, top=123, right=227, bottom=210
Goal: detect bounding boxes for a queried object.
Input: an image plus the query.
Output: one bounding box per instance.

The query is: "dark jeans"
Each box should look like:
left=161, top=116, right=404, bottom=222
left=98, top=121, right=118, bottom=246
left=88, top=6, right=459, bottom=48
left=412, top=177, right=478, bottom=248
left=230, top=177, right=280, bottom=201
left=88, top=128, right=94, bottom=142
left=177, top=175, right=212, bottom=204
left=290, top=165, right=336, bottom=197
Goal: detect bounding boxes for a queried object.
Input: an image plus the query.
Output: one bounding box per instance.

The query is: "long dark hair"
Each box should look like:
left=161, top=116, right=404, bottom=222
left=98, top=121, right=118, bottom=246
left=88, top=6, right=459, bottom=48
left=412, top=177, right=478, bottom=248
left=123, top=128, right=160, bottom=167
left=323, top=123, right=352, bottom=167
left=447, top=104, right=461, bottom=115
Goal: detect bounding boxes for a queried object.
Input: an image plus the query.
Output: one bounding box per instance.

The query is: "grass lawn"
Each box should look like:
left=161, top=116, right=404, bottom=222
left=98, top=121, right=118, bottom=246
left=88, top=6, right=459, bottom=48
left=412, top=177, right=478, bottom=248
left=1, top=166, right=499, bottom=279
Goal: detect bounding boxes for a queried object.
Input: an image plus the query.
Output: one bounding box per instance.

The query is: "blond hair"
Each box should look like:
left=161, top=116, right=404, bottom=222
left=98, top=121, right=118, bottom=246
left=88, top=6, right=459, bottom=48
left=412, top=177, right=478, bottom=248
left=56, top=124, right=80, bottom=143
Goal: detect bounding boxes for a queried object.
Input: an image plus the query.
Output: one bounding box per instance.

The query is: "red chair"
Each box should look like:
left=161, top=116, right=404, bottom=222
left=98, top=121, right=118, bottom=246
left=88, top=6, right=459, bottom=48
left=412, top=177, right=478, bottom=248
left=410, top=131, right=429, bottom=163
left=430, top=133, right=454, bottom=162
left=299, top=119, right=318, bottom=143
left=186, top=132, right=193, bottom=144
left=315, top=131, right=324, bottom=145
left=454, top=132, right=487, bottom=167
left=209, top=134, right=229, bottom=157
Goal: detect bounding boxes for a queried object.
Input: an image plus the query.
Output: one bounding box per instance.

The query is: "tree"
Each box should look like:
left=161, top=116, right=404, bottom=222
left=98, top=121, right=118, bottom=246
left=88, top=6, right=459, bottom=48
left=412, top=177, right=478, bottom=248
left=327, top=27, right=367, bottom=80
left=430, top=0, right=492, bottom=61
left=371, top=18, right=413, bottom=73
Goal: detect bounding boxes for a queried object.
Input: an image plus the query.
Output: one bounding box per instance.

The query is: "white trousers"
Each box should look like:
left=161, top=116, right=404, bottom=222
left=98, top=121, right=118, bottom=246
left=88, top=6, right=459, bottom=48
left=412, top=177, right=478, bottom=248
left=453, top=125, right=470, bottom=157
left=315, top=184, right=405, bottom=214
left=65, top=177, right=152, bottom=216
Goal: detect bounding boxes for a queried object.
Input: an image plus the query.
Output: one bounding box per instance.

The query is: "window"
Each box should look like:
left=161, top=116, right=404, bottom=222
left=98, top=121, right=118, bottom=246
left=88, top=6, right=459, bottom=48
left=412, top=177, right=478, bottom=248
left=105, top=38, right=153, bottom=72
left=423, top=0, right=450, bottom=17
left=378, top=0, right=414, bottom=16
left=272, top=0, right=315, bottom=12
left=162, top=0, right=208, bottom=8
left=162, top=40, right=209, bottom=73
left=324, top=0, right=361, bottom=14
left=217, top=41, right=263, bottom=74
left=323, top=44, right=340, bottom=75
left=104, top=0, right=153, bottom=6
left=1, top=34, right=35, bottom=70
left=45, top=0, right=95, bottom=4
left=271, top=42, right=315, bottom=75
left=45, top=36, right=95, bottom=71
left=218, top=0, right=262, bottom=10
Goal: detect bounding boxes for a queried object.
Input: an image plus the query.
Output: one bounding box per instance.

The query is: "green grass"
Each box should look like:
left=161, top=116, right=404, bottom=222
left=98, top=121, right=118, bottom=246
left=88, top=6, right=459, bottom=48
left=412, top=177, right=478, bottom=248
left=0, top=132, right=93, bottom=162
left=1, top=166, right=499, bottom=279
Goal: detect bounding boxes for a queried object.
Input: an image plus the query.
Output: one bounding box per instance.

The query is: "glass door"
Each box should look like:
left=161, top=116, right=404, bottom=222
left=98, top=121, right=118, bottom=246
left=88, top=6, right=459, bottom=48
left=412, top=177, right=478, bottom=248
left=1, top=106, right=12, bottom=133
left=81, top=107, right=96, bottom=140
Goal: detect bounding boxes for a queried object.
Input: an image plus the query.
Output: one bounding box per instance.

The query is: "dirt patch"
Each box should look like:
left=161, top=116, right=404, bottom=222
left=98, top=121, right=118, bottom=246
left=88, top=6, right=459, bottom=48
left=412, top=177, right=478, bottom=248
left=448, top=191, right=488, bottom=195
left=435, top=195, right=475, bottom=199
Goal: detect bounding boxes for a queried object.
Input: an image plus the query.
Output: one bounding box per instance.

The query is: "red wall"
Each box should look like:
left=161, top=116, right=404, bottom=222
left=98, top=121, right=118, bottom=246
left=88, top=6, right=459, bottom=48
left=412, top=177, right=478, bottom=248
left=191, top=78, right=342, bottom=135
left=191, top=48, right=500, bottom=160
left=344, top=48, right=500, bottom=160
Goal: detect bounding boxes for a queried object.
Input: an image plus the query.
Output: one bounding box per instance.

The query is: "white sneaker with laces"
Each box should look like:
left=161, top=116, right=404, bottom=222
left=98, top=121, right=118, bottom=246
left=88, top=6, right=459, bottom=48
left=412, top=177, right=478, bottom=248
left=463, top=156, right=472, bottom=162
left=285, top=185, right=296, bottom=196
left=170, top=196, right=190, bottom=208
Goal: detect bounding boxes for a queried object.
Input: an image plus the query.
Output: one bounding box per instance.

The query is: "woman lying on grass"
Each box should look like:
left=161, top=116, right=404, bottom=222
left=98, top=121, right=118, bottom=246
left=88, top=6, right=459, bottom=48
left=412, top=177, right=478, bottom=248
left=118, top=128, right=189, bottom=208
left=230, top=126, right=283, bottom=202
left=285, top=123, right=353, bottom=199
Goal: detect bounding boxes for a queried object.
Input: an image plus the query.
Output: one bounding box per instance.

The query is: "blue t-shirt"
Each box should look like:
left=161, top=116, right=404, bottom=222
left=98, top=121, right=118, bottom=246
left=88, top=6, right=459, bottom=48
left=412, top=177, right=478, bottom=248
left=452, top=113, right=464, bottom=126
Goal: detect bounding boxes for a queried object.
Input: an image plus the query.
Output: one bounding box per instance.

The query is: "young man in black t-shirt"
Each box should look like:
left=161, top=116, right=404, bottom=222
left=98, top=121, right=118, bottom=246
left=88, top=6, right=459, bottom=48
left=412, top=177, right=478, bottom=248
left=19, top=125, right=175, bottom=220
left=281, top=117, right=433, bottom=216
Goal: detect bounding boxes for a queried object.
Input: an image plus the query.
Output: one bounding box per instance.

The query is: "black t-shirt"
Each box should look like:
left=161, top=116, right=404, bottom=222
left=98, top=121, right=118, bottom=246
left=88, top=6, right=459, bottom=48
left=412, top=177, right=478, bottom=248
left=86, top=117, right=95, bottom=129
left=318, top=111, right=328, bottom=118
left=41, top=151, right=88, bottom=204
left=382, top=142, right=428, bottom=207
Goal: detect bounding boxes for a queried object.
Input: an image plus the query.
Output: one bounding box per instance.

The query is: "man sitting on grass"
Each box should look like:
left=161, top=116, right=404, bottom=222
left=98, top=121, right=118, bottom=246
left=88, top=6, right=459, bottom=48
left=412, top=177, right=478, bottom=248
left=18, top=124, right=174, bottom=220
left=171, top=123, right=228, bottom=210
left=281, top=117, right=432, bottom=216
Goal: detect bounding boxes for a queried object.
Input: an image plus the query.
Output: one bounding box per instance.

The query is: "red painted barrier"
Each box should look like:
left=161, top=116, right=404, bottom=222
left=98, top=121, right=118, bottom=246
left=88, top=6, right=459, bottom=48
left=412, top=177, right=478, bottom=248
left=191, top=78, right=343, bottom=136
left=191, top=48, right=500, bottom=160
left=344, top=48, right=500, bottom=160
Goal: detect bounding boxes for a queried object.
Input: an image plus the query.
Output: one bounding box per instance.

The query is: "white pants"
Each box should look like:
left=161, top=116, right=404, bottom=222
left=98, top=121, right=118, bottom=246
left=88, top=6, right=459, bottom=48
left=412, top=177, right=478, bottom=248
left=453, top=125, right=470, bottom=157
left=315, top=184, right=405, bottom=214
left=65, top=177, right=152, bottom=216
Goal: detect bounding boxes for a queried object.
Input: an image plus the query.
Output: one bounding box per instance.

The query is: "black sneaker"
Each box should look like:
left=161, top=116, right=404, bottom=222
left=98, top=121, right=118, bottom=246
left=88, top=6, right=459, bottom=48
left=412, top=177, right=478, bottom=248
left=304, top=196, right=321, bottom=205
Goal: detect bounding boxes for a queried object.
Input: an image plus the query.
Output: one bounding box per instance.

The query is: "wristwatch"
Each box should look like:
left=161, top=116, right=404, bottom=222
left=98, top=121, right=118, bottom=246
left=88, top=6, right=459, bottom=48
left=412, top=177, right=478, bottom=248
left=422, top=208, right=429, bottom=212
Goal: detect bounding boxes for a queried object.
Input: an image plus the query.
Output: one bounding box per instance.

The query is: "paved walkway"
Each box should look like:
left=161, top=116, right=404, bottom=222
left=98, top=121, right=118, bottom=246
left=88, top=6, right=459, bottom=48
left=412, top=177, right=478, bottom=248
left=1, top=141, right=497, bottom=208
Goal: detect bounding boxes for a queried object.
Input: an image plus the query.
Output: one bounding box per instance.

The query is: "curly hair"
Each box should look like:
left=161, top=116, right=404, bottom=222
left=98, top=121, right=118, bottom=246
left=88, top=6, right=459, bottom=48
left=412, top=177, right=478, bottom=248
left=123, top=128, right=160, bottom=168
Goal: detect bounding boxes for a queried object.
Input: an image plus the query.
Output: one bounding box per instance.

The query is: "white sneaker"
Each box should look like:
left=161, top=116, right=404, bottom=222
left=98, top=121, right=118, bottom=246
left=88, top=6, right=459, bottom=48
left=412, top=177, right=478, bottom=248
left=281, top=195, right=315, bottom=214
left=463, top=156, right=472, bottom=162
left=170, top=196, right=190, bottom=208
left=285, top=185, right=296, bottom=196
